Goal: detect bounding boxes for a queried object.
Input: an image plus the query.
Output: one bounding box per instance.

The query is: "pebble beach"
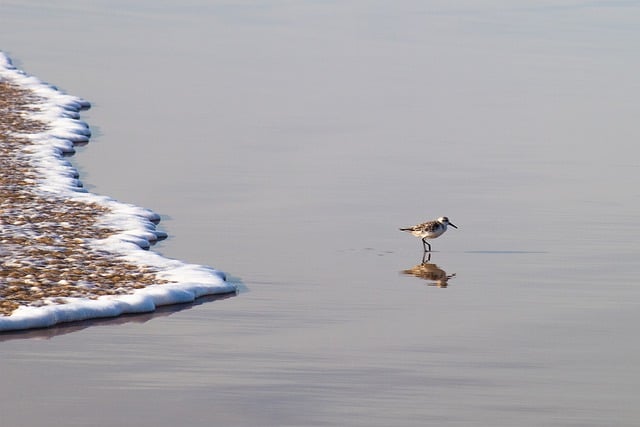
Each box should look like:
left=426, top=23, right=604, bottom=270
left=0, top=54, right=235, bottom=330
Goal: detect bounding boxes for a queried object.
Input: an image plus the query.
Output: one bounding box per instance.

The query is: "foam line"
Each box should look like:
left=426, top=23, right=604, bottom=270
left=0, top=52, right=236, bottom=332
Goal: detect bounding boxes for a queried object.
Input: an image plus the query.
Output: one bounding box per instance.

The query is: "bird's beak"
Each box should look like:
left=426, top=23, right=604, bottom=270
left=449, top=223, right=458, bottom=229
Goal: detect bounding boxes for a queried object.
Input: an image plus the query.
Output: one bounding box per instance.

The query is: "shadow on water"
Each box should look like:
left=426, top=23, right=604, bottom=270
left=0, top=291, right=238, bottom=342
left=400, top=252, right=456, bottom=288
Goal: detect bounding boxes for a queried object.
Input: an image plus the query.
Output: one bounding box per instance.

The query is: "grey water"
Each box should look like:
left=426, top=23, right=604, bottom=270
left=2, top=1, right=640, bottom=425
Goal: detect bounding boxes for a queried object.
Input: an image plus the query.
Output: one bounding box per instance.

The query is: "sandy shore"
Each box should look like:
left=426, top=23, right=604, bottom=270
left=0, top=81, right=170, bottom=316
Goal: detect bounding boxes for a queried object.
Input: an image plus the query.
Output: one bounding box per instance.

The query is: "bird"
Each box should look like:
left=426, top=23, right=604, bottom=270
left=399, top=216, right=458, bottom=252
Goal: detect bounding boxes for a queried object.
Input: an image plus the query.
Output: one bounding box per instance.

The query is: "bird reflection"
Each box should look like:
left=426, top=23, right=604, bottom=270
left=401, top=253, right=455, bottom=288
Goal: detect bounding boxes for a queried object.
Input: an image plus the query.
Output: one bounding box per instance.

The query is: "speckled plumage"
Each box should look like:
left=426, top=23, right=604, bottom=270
left=400, top=216, right=458, bottom=252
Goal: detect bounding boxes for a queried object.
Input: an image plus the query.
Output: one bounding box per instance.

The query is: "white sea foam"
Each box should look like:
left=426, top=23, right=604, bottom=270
left=0, top=52, right=236, bottom=332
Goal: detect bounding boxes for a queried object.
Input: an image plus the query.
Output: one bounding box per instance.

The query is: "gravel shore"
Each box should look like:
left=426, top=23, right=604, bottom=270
left=0, top=81, right=169, bottom=316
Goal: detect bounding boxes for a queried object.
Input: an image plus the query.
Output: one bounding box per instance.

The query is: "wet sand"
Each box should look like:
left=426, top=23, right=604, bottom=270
left=0, top=75, right=232, bottom=328
left=0, top=82, right=170, bottom=316
left=2, top=1, right=640, bottom=426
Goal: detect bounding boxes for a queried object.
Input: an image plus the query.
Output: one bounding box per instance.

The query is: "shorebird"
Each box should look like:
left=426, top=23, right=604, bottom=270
left=399, top=216, right=458, bottom=252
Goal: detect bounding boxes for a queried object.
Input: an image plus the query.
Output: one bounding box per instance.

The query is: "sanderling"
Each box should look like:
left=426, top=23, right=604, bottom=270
left=399, top=216, right=458, bottom=252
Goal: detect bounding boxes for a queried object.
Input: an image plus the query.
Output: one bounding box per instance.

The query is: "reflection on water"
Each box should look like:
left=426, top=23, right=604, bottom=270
left=0, top=291, right=237, bottom=342
left=401, top=253, right=456, bottom=288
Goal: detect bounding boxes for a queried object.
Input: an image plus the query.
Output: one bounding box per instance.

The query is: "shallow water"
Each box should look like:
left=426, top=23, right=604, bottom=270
left=2, top=1, right=640, bottom=425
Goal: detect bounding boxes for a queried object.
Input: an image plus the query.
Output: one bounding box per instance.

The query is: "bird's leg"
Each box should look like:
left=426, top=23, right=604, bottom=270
left=421, top=251, right=431, bottom=264
left=422, top=238, right=431, bottom=252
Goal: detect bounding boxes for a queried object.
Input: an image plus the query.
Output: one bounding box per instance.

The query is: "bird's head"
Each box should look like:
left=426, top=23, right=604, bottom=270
left=437, top=216, right=458, bottom=229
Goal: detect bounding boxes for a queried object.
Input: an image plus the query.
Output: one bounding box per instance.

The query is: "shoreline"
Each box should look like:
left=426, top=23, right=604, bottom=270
left=0, top=52, right=235, bottom=331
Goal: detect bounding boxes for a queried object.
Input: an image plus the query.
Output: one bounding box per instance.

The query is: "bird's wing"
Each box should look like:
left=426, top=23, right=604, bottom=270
left=418, top=221, right=439, bottom=232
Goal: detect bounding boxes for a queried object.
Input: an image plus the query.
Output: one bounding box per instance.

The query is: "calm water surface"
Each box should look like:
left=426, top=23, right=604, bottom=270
left=2, top=1, right=640, bottom=425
